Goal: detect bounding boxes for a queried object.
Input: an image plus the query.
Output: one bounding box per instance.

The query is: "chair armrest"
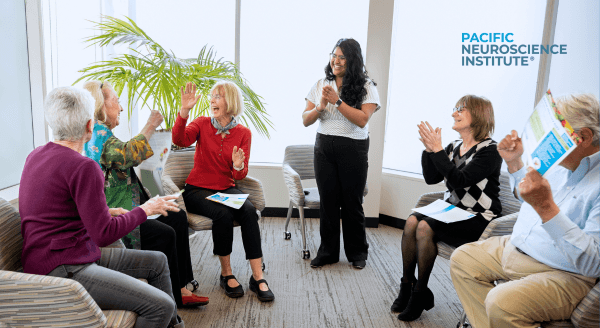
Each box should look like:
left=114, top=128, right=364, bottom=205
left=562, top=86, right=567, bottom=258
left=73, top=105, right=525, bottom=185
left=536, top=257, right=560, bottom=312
left=0, top=270, right=106, bottom=327
left=235, top=176, right=266, bottom=212
left=414, top=191, right=445, bottom=208
left=478, top=212, right=519, bottom=241
left=282, top=164, right=305, bottom=207
left=162, top=174, right=186, bottom=210
left=571, top=280, right=599, bottom=328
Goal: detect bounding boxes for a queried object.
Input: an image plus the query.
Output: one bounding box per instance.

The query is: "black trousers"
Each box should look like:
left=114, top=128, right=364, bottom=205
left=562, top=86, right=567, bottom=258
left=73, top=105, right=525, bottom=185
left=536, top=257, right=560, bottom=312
left=183, top=185, right=263, bottom=260
left=140, top=210, right=194, bottom=307
left=314, top=133, right=369, bottom=262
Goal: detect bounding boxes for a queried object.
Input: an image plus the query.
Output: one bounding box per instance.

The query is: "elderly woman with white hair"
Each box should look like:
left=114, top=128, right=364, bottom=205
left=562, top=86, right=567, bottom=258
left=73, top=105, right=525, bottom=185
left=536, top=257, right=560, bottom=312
left=172, top=81, right=275, bottom=302
left=19, top=86, right=184, bottom=328
left=82, top=81, right=207, bottom=308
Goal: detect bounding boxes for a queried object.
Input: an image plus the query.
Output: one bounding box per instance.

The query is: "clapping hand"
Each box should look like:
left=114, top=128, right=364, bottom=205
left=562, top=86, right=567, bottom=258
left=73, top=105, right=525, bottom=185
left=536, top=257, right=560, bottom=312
left=322, top=86, right=339, bottom=105
left=180, top=82, right=201, bottom=118
left=232, top=146, right=245, bottom=169
left=418, top=121, right=443, bottom=153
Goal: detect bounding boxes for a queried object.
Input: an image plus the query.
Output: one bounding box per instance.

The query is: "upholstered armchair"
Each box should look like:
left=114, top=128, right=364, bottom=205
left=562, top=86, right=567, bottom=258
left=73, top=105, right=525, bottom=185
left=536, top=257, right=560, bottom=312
left=0, top=197, right=143, bottom=328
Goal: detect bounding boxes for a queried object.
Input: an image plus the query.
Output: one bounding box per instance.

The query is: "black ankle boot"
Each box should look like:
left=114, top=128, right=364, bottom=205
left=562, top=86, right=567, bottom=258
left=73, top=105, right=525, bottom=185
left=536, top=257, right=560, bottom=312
left=397, top=287, right=434, bottom=321
left=390, top=279, right=414, bottom=312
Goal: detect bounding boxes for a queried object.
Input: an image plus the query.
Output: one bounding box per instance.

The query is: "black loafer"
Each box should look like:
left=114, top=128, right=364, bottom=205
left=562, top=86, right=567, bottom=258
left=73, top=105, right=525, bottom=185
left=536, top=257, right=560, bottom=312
left=352, top=260, right=366, bottom=269
left=220, top=275, right=244, bottom=298
left=310, top=256, right=338, bottom=268
left=249, top=275, right=275, bottom=302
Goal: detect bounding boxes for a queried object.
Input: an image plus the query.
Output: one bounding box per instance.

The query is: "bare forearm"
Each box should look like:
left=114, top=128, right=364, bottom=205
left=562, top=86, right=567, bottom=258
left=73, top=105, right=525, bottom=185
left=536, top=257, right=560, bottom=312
left=337, top=103, right=368, bottom=128
left=140, top=122, right=157, bottom=141
left=303, top=108, right=321, bottom=127
left=506, top=158, right=524, bottom=173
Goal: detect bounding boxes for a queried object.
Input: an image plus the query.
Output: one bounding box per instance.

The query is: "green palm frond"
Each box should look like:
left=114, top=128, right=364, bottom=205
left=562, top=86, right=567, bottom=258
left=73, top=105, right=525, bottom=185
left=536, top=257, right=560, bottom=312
left=75, top=15, right=272, bottom=137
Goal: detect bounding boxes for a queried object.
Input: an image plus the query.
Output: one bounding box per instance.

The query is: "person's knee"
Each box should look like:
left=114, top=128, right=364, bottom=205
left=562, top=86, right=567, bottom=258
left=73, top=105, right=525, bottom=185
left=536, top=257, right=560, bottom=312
left=147, top=250, right=170, bottom=273
left=416, top=220, right=434, bottom=240
left=403, top=215, right=418, bottom=235
left=484, top=285, right=515, bottom=323
left=449, top=245, right=471, bottom=274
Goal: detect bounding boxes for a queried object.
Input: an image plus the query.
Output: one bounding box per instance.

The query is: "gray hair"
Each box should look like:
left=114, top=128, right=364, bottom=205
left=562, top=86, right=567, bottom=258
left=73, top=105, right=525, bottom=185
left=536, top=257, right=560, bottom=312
left=44, top=86, right=94, bottom=141
left=556, top=93, right=600, bottom=147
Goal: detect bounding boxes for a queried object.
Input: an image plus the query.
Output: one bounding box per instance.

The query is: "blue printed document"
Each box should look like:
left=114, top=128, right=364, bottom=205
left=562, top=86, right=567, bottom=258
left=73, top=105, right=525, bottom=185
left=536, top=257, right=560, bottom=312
left=412, top=199, right=475, bottom=224
left=206, top=193, right=249, bottom=209
left=520, top=90, right=579, bottom=177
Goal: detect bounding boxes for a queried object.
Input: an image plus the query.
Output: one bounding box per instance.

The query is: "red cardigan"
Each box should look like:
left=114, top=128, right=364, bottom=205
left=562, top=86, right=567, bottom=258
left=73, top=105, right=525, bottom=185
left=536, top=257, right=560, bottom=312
left=172, top=115, right=251, bottom=190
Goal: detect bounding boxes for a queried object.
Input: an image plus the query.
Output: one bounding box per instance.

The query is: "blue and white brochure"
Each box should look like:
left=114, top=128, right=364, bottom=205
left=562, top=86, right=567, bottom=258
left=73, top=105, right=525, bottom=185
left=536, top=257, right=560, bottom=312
left=412, top=199, right=475, bottom=224
left=206, top=192, right=249, bottom=209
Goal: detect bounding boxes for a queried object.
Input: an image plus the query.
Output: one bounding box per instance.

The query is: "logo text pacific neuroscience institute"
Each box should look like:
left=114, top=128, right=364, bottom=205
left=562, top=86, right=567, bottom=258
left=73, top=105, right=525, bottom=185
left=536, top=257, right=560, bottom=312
left=462, top=33, right=567, bottom=66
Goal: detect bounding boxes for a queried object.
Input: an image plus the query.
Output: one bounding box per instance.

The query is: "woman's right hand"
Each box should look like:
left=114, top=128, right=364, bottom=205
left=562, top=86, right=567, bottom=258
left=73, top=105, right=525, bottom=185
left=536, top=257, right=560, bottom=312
left=139, top=195, right=181, bottom=217
left=180, top=82, right=201, bottom=119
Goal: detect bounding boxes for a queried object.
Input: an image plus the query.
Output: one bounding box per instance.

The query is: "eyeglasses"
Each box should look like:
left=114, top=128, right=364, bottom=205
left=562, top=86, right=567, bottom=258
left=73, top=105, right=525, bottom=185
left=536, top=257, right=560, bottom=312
left=330, top=53, right=347, bottom=61
left=452, top=105, right=467, bottom=113
left=209, top=94, right=223, bottom=101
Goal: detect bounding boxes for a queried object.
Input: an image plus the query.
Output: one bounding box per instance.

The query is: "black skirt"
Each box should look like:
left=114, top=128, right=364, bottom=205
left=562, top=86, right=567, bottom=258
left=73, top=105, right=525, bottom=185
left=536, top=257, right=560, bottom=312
left=412, top=212, right=491, bottom=248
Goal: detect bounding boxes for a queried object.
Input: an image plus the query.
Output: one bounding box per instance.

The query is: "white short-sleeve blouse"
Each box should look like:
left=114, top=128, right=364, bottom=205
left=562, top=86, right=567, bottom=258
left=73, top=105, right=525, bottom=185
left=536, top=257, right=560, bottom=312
left=305, top=78, right=380, bottom=140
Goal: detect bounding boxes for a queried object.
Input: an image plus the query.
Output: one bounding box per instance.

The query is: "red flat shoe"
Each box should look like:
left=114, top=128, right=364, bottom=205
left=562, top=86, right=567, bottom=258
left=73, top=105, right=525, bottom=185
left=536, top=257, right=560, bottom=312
left=181, top=294, right=209, bottom=308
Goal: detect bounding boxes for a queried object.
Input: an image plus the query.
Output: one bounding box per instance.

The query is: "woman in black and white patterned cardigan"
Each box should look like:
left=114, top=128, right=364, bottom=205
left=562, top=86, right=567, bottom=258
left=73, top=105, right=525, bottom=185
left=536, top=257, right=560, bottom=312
left=392, top=95, right=502, bottom=322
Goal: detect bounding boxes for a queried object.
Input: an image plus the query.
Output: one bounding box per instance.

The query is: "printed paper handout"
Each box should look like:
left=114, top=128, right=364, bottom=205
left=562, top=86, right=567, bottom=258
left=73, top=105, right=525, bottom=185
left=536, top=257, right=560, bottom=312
left=137, top=131, right=172, bottom=173
left=520, top=90, right=580, bottom=177
left=206, top=193, right=249, bottom=209
left=412, top=199, right=475, bottom=224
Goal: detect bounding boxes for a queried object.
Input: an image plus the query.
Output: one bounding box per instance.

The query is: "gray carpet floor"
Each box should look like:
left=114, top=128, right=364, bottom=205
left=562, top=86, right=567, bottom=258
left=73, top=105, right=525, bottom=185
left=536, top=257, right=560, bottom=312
left=178, top=217, right=463, bottom=327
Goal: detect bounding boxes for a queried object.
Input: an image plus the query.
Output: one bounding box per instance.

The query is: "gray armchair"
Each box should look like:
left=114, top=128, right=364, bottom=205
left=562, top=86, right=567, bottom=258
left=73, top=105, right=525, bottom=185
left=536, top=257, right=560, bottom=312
left=0, top=197, right=142, bottom=328
left=161, top=149, right=266, bottom=268
left=413, top=172, right=599, bottom=328
left=281, top=145, right=368, bottom=259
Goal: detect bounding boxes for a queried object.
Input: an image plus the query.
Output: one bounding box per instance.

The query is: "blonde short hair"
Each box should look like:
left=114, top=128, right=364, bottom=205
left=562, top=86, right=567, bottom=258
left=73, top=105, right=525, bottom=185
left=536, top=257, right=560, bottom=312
left=555, top=93, right=600, bottom=147
left=82, top=80, right=114, bottom=124
left=210, top=81, right=244, bottom=117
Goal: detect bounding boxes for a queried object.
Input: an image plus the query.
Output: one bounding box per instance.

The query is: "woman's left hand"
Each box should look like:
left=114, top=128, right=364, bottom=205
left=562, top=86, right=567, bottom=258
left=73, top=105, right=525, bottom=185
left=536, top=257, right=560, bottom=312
left=232, top=146, right=245, bottom=169
left=418, top=121, right=444, bottom=153
left=322, top=86, right=339, bottom=105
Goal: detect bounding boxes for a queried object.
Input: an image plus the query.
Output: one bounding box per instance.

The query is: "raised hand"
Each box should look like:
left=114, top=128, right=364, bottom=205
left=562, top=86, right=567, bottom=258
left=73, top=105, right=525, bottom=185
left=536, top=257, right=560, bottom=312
left=498, top=130, right=524, bottom=172
left=139, top=195, right=181, bottom=217
left=180, top=82, right=201, bottom=118
left=232, top=145, right=245, bottom=169
left=418, top=121, right=443, bottom=153
left=146, top=110, right=164, bottom=130
left=322, top=85, right=339, bottom=105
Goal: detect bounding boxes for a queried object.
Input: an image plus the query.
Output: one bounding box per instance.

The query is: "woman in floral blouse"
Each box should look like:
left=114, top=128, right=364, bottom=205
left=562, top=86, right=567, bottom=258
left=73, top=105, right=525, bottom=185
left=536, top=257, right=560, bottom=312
left=83, top=81, right=207, bottom=308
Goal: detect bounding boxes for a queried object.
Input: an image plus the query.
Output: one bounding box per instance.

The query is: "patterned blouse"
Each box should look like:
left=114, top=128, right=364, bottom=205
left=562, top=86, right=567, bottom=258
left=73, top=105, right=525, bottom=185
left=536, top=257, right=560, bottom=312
left=84, top=121, right=154, bottom=249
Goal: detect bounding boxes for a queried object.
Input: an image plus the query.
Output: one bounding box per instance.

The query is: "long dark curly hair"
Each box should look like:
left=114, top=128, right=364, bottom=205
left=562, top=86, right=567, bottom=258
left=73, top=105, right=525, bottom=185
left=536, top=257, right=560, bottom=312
left=325, top=38, right=376, bottom=109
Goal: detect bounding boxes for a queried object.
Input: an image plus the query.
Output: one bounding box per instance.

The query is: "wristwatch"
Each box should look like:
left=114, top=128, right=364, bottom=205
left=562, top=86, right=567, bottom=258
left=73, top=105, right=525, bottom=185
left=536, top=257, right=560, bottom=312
left=334, top=99, right=343, bottom=108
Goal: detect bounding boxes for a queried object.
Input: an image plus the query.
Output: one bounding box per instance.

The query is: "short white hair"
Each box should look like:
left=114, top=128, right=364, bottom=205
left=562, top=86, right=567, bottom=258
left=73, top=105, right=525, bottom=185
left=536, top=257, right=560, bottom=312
left=44, top=86, right=94, bottom=141
left=556, top=93, right=600, bottom=147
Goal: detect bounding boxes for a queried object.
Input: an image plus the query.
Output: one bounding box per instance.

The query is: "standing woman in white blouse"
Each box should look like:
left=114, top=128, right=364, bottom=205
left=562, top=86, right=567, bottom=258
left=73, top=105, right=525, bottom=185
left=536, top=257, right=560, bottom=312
left=303, top=38, right=380, bottom=270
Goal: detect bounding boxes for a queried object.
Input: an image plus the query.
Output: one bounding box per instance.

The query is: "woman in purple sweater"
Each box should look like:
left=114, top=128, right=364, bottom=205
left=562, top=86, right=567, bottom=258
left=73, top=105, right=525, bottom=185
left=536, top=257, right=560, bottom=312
left=19, top=86, right=184, bottom=328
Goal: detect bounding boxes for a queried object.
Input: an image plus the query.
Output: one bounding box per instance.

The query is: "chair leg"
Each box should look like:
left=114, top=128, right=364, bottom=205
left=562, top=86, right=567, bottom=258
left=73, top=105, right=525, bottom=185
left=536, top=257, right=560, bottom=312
left=283, top=201, right=293, bottom=240
left=456, top=311, right=470, bottom=328
left=298, top=206, right=310, bottom=259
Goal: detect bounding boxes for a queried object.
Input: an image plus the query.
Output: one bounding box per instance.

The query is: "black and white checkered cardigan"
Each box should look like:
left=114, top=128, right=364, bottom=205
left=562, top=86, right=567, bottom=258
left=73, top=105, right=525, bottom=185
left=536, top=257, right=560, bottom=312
left=421, top=138, right=502, bottom=221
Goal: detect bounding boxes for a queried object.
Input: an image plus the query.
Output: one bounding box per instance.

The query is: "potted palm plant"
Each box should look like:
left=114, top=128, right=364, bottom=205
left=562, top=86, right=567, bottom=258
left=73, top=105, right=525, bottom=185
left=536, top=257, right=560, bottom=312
left=74, top=16, right=273, bottom=139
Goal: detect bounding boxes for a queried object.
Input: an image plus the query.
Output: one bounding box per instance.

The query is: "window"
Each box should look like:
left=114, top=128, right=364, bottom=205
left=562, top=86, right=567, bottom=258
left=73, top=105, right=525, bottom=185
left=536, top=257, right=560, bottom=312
left=240, top=0, right=370, bottom=164
left=0, top=1, right=35, bottom=189
left=383, top=1, right=547, bottom=174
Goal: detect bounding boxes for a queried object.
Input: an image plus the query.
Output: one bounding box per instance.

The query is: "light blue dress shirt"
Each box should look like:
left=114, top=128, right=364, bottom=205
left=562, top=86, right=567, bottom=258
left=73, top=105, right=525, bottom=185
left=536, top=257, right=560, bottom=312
left=509, top=151, right=600, bottom=278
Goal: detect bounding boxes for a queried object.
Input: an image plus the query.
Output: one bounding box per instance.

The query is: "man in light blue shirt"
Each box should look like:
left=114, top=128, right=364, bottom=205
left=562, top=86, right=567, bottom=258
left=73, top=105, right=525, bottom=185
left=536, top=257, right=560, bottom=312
left=450, top=94, right=599, bottom=328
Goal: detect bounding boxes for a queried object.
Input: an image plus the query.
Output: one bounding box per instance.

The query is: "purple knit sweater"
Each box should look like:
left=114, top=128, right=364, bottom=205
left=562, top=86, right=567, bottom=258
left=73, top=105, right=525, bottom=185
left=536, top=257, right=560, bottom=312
left=19, top=142, right=147, bottom=275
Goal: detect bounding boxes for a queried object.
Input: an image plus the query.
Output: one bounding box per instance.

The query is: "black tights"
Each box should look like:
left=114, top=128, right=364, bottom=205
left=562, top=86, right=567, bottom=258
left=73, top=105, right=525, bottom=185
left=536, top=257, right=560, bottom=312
left=401, top=215, right=438, bottom=291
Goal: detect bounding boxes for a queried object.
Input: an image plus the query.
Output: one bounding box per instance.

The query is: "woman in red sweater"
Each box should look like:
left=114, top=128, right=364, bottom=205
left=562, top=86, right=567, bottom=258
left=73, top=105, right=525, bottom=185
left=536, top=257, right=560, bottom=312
left=172, top=81, right=274, bottom=302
